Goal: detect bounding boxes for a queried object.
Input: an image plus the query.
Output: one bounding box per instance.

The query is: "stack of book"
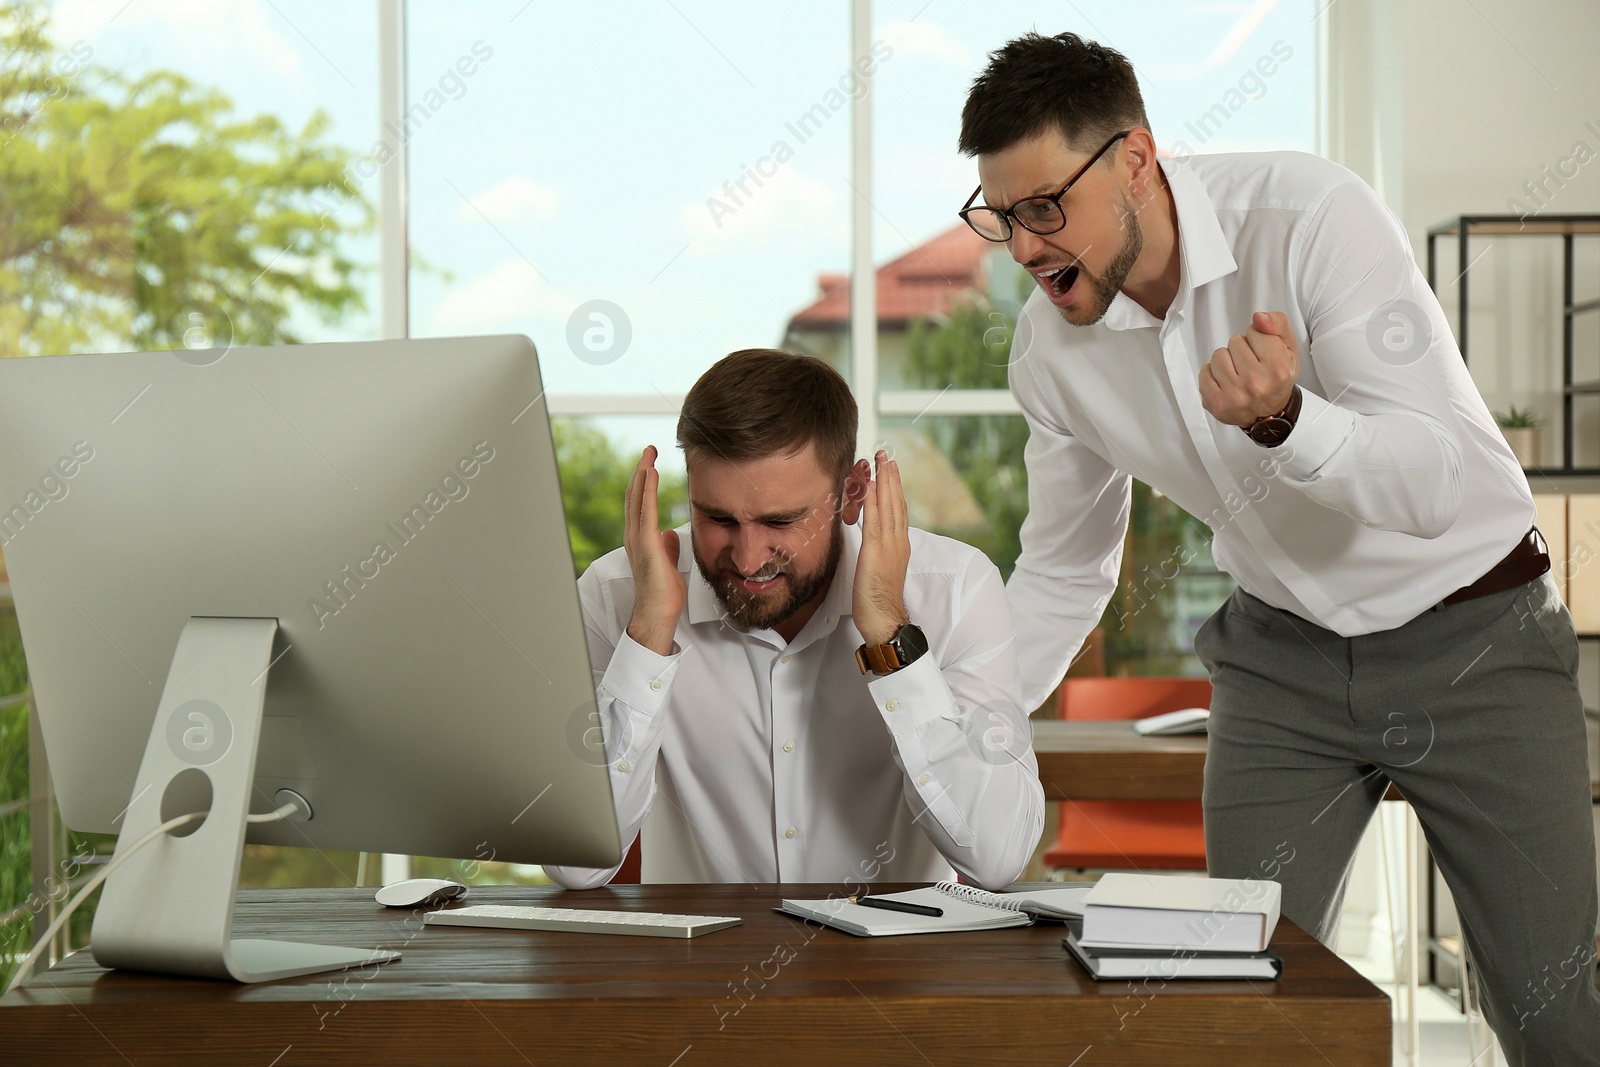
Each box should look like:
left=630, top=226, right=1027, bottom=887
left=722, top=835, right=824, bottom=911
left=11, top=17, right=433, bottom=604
left=1062, top=873, right=1284, bottom=980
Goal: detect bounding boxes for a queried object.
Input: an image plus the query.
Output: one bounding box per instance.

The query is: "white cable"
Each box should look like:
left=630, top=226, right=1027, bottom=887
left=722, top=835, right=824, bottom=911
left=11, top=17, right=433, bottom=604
left=247, top=799, right=302, bottom=823
left=5, top=799, right=300, bottom=995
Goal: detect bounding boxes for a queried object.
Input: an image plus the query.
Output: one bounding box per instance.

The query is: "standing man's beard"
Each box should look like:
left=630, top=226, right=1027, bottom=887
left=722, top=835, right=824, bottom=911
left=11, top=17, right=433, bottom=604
left=1059, top=196, right=1144, bottom=327
left=695, top=516, right=844, bottom=631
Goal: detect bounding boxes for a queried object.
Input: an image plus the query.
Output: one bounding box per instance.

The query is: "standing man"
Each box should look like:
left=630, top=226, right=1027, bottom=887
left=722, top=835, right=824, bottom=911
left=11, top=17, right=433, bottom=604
left=545, top=349, right=1042, bottom=892
left=960, top=32, right=1600, bottom=1062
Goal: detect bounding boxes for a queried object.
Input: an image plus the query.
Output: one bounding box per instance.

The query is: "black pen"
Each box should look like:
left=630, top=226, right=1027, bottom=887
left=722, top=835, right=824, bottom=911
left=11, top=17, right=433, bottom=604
left=849, top=895, right=943, bottom=917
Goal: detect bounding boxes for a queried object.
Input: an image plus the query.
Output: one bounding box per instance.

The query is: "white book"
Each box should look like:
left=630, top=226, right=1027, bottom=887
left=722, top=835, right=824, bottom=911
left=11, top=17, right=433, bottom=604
left=1079, top=873, right=1281, bottom=953
left=1063, top=921, right=1283, bottom=980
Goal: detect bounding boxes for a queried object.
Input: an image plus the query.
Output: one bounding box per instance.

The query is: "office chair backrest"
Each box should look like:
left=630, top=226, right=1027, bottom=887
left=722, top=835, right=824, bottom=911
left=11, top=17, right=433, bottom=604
left=1059, top=676, right=1212, bottom=721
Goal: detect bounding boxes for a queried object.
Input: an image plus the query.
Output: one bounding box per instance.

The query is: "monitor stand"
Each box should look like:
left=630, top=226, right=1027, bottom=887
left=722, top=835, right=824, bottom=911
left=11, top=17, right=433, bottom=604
left=89, top=616, right=400, bottom=982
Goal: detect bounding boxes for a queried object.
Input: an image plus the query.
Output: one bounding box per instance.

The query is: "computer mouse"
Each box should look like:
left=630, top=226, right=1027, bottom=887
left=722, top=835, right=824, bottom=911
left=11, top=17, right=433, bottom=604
left=1132, top=707, right=1211, bottom=736
left=375, top=877, right=469, bottom=908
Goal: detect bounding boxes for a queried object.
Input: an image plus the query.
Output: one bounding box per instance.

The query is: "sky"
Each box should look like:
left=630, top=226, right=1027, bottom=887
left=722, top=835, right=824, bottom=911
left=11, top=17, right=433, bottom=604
left=46, top=0, right=1316, bottom=462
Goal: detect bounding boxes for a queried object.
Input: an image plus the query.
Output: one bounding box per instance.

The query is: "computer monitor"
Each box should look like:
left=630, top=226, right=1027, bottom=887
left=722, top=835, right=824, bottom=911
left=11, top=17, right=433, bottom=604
left=0, top=335, right=620, bottom=982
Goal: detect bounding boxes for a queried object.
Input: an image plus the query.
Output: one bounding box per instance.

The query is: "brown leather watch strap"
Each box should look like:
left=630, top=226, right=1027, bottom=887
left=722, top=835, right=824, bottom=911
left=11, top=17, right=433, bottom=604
left=855, top=642, right=904, bottom=676
left=1242, top=386, right=1302, bottom=445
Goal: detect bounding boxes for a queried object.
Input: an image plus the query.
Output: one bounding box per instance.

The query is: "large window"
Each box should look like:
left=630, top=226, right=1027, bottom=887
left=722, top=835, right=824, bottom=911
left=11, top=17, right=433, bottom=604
left=400, top=0, right=1316, bottom=684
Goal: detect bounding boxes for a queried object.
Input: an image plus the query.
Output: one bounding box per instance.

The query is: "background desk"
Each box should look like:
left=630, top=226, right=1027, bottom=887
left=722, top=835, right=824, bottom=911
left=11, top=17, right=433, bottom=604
left=0, top=884, right=1390, bottom=1066
left=1032, top=720, right=1208, bottom=800
left=1031, top=719, right=1412, bottom=802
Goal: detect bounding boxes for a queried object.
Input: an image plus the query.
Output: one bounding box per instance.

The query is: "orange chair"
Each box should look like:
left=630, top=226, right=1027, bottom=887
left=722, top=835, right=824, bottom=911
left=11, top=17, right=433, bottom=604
left=1042, top=676, right=1211, bottom=871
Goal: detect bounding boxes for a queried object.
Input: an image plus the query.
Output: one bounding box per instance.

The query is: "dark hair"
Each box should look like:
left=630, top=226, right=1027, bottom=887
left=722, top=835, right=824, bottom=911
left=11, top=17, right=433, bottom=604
left=676, top=349, right=857, bottom=483
left=959, top=32, right=1150, bottom=157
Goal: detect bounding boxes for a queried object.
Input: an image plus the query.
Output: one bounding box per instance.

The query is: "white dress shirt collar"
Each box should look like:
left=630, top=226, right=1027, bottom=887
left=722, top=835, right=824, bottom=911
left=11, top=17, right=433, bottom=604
left=1099, top=154, right=1239, bottom=333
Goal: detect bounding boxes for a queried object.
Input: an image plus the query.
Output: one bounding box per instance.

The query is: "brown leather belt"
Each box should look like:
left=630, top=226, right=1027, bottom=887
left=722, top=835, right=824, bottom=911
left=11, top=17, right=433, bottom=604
left=1439, top=527, right=1550, bottom=607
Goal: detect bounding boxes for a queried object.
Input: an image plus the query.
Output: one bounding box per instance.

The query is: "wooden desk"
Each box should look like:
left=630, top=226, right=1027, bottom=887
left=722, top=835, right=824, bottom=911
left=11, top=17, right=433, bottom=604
left=1032, top=720, right=1207, bottom=800
left=1, top=885, right=1389, bottom=1066
left=1032, top=719, right=1411, bottom=802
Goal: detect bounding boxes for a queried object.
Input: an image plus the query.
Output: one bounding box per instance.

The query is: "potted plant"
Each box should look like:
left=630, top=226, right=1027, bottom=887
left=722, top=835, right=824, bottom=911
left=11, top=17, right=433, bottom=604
left=1493, top=405, right=1545, bottom=468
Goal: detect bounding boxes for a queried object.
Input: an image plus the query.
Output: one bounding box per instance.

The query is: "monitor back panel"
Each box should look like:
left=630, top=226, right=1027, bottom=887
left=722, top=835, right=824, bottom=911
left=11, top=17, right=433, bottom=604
left=0, top=336, right=621, bottom=869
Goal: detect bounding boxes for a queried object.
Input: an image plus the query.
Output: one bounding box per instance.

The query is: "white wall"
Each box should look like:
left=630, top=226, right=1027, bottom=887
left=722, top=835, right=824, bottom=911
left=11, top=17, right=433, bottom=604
left=1399, top=0, right=1600, bottom=238
left=1399, top=0, right=1600, bottom=466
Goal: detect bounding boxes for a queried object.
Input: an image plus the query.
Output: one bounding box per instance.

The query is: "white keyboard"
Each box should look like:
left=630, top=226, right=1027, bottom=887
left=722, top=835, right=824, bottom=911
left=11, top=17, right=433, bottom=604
left=424, top=904, right=743, bottom=938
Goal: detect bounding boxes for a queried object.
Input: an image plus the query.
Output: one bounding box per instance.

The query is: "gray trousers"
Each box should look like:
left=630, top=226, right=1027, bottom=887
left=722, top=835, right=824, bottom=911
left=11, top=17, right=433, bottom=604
left=1195, top=571, right=1600, bottom=1066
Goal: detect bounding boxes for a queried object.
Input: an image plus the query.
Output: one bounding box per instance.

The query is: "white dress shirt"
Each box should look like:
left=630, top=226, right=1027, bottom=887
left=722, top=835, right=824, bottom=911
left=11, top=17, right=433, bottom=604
left=1007, top=150, right=1534, bottom=711
left=543, top=520, right=1044, bottom=892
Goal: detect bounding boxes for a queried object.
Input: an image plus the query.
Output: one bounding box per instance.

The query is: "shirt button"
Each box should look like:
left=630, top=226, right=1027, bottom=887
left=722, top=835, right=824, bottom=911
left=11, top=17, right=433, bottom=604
left=917, top=774, right=929, bottom=785
left=885, top=700, right=898, bottom=712
left=648, top=679, right=662, bottom=691
left=780, top=654, right=791, bottom=663
left=617, top=760, right=630, bottom=773
left=782, top=740, right=794, bottom=752
left=784, top=827, right=797, bottom=839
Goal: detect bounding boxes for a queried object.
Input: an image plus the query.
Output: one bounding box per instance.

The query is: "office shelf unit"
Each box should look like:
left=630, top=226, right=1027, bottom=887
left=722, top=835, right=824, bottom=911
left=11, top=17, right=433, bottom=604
left=1427, top=214, right=1600, bottom=474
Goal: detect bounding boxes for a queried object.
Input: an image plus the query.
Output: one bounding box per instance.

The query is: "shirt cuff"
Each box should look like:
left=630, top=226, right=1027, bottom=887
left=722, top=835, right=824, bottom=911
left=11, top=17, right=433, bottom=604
left=1273, top=387, right=1355, bottom=479
left=864, top=655, right=951, bottom=736
left=599, top=631, right=681, bottom=714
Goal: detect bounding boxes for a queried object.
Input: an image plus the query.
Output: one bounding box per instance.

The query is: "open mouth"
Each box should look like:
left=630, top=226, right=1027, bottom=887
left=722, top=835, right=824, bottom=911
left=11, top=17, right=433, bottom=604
left=1034, top=263, right=1081, bottom=304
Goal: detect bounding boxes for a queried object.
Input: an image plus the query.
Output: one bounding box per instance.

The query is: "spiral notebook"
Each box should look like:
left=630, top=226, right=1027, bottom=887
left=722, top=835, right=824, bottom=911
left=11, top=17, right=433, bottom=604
left=776, top=881, right=1093, bottom=937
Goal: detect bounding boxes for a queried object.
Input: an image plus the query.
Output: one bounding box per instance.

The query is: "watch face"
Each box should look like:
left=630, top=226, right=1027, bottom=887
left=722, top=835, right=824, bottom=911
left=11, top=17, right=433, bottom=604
left=1248, top=417, right=1293, bottom=446
left=893, top=623, right=929, bottom=662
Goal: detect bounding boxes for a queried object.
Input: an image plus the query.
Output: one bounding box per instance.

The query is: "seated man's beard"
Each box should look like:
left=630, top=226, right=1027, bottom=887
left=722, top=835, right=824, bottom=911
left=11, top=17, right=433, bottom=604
left=695, top=516, right=844, bottom=631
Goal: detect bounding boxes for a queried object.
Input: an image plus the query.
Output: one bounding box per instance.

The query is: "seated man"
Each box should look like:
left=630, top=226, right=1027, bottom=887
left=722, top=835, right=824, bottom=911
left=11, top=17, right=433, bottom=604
left=546, top=349, right=1044, bottom=891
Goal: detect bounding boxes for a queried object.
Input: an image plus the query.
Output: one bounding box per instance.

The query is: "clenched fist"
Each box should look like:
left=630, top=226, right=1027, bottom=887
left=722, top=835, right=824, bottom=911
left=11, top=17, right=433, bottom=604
left=1199, top=311, right=1299, bottom=427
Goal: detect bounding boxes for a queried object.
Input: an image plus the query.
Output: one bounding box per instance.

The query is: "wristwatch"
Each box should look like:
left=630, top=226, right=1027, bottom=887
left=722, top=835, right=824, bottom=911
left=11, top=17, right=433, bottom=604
left=1241, top=386, right=1302, bottom=446
left=855, top=623, right=929, bottom=676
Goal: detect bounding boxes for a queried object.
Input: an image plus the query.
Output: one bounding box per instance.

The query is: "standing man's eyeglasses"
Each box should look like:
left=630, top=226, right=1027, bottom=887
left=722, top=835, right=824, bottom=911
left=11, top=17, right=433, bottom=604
left=958, top=130, right=1133, bottom=243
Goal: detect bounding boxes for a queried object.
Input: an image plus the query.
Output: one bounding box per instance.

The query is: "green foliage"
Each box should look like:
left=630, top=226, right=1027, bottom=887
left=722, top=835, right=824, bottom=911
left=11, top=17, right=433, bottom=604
left=902, top=295, right=1030, bottom=576
left=0, top=680, right=31, bottom=987
left=901, top=285, right=1211, bottom=675
left=0, top=0, right=373, bottom=358
left=0, top=603, right=26, bottom=697
left=1099, top=483, right=1211, bottom=675
left=1493, top=404, right=1543, bottom=428
left=554, top=419, right=687, bottom=575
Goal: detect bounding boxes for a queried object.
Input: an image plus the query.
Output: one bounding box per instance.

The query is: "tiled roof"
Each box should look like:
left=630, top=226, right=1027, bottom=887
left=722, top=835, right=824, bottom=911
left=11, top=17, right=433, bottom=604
left=786, top=224, right=990, bottom=329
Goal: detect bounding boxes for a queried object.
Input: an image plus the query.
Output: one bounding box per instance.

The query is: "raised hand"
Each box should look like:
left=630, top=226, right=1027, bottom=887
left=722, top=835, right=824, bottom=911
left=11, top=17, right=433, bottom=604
left=623, top=445, right=686, bottom=656
left=853, top=450, right=912, bottom=646
left=1199, top=310, right=1300, bottom=427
